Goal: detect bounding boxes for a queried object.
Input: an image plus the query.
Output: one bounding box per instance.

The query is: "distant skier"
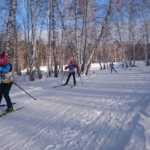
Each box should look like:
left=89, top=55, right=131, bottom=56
left=110, top=62, right=118, bottom=73
left=63, top=57, right=80, bottom=86
left=0, top=51, right=14, bottom=112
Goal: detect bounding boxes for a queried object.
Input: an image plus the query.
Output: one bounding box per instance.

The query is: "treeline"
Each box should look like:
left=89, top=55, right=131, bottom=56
left=0, top=0, right=149, bottom=80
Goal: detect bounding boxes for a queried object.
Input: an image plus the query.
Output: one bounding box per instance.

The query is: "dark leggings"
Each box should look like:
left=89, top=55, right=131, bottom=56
left=65, top=72, right=76, bottom=86
left=111, top=67, right=117, bottom=73
left=0, top=83, right=13, bottom=108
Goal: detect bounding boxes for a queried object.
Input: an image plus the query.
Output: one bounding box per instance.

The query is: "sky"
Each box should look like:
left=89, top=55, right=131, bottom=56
left=0, top=0, right=109, bottom=31
left=0, top=0, right=149, bottom=43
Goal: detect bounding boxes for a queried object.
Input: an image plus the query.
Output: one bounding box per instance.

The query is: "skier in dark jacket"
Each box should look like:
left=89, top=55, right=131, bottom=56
left=63, top=57, right=80, bottom=86
left=110, top=62, right=118, bottom=73
left=0, top=51, right=14, bottom=112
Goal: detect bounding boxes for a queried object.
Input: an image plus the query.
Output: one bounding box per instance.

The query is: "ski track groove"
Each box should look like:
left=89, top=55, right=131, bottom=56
left=0, top=102, right=71, bottom=150
left=16, top=106, right=72, bottom=150
left=98, top=113, right=130, bottom=150
left=94, top=112, right=123, bottom=150
left=0, top=67, right=150, bottom=150
left=60, top=111, right=105, bottom=150
left=47, top=105, right=104, bottom=150
left=96, top=98, right=144, bottom=150
left=82, top=111, right=113, bottom=150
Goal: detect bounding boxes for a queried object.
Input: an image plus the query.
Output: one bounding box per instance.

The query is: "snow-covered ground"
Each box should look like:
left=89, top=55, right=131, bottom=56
left=0, top=62, right=150, bottom=150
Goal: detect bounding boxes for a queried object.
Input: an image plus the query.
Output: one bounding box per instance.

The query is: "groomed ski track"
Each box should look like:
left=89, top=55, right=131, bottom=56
left=0, top=65, right=150, bottom=150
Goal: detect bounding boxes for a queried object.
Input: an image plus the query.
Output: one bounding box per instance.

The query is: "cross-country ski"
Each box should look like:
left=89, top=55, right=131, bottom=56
left=0, top=106, right=24, bottom=118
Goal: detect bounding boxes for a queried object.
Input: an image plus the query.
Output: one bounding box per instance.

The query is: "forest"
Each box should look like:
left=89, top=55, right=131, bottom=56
left=0, top=0, right=149, bottom=80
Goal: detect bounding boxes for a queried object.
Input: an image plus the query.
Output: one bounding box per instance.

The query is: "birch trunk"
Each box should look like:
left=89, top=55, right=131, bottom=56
left=84, top=0, right=112, bottom=75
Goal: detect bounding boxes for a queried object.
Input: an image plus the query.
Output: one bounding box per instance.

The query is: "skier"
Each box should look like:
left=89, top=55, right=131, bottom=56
left=63, top=57, right=80, bottom=86
left=110, top=62, right=118, bottom=73
left=0, top=51, right=14, bottom=112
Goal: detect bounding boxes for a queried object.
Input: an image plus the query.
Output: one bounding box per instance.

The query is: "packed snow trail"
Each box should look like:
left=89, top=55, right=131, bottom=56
left=0, top=65, right=150, bottom=150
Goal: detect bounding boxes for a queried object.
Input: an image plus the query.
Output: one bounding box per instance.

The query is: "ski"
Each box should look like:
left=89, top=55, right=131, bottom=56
left=0, top=102, right=16, bottom=107
left=52, top=84, right=65, bottom=88
left=0, top=106, right=24, bottom=118
left=52, top=84, right=75, bottom=88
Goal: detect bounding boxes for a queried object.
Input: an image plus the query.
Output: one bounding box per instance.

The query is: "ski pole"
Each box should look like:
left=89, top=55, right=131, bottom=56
left=60, top=71, right=65, bottom=82
left=79, top=75, right=84, bottom=85
left=14, top=82, right=37, bottom=100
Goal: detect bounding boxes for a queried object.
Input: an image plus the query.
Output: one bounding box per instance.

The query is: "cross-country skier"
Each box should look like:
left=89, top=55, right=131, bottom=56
left=0, top=51, right=14, bottom=112
left=110, top=62, right=118, bottom=73
left=63, top=57, right=80, bottom=86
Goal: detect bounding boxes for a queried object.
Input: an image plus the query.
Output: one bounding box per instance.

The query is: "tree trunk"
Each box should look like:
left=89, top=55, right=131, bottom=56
left=128, top=0, right=136, bottom=67
left=144, top=24, right=150, bottom=66
left=7, top=0, right=21, bottom=74
left=52, top=0, right=58, bottom=77
left=81, top=0, right=88, bottom=72
left=84, top=0, right=112, bottom=75
left=56, top=0, right=66, bottom=72
left=26, top=0, right=34, bottom=80
left=47, top=0, right=52, bottom=77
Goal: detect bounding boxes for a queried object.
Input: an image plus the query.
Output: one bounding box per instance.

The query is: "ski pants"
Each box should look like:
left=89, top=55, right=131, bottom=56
left=111, top=67, right=117, bottom=73
left=65, top=72, right=76, bottom=86
left=0, top=83, right=13, bottom=109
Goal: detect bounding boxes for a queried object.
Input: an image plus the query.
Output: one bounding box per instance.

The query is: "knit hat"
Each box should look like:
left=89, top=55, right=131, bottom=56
left=0, top=51, right=8, bottom=65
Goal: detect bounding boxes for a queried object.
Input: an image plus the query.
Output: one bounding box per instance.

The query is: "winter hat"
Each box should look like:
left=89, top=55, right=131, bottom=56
left=69, top=57, right=76, bottom=64
left=0, top=51, right=8, bottom=65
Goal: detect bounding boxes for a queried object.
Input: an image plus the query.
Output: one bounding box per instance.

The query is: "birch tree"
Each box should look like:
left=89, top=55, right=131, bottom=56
left=84, top=0, right=113, bottom=75
left=141, top=0, right=150, bottom=66
left=26, top=0, right=43, bottom=80
left=6, top=0, right=21, bottom=74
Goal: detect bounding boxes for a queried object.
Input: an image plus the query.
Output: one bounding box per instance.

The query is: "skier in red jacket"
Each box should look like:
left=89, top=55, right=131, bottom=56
left=0, top=51, right=14, bottom=112
left=63, top=57, right=80, bottom=86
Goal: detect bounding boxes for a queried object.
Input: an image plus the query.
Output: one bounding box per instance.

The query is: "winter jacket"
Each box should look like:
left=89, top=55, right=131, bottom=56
left=65, top=63, right=80, bottom=74
left=0, top=63, right=13, bottom=84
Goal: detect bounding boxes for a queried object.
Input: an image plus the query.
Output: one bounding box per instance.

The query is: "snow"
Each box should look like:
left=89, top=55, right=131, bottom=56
left=0, top=62, right=150, bottom=150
